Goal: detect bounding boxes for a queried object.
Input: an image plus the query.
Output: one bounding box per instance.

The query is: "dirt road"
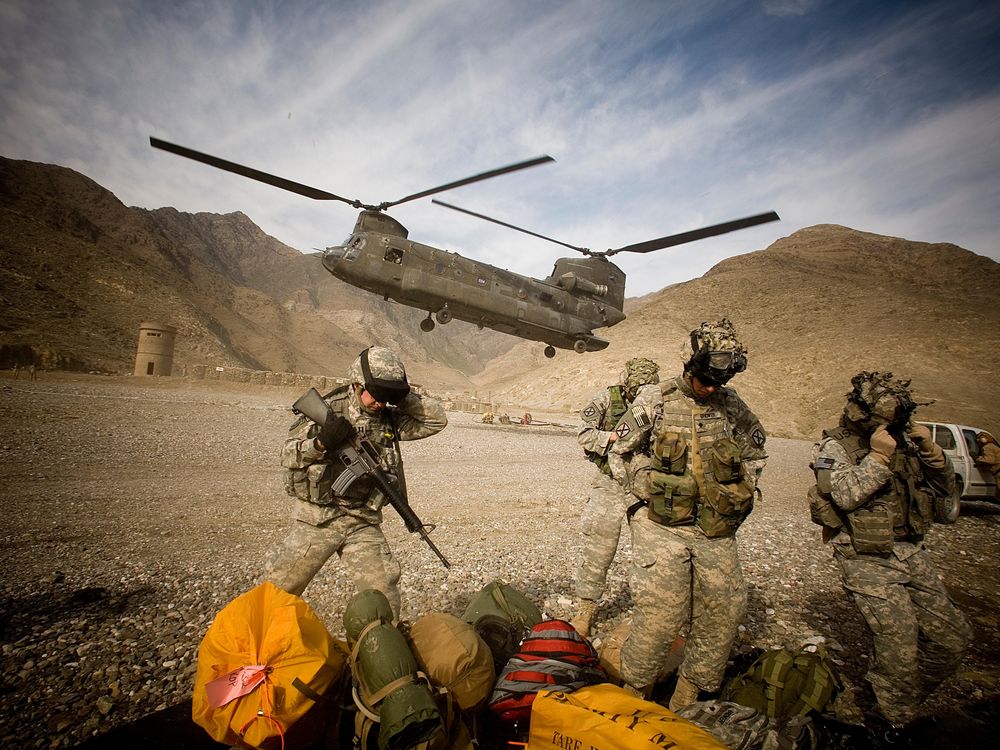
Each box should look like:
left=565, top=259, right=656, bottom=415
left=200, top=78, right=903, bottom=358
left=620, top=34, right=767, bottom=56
left=1, top=374, right=998, bottom=748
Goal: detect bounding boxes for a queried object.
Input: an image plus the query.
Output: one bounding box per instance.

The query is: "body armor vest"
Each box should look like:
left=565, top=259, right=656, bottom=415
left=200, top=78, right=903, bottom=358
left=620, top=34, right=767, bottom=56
left=645, top=381, right=755, bottom=538
left=283, top=386, right=404, bottom=508
left=812, top=426, right=933, bottom=554
left=588, top=385, right=628, bottom=476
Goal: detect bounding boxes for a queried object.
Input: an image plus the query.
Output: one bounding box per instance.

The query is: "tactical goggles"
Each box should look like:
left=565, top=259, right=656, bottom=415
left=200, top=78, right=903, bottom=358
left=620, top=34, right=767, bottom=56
left=692, top=349, right=747, bottom=386
left=360, top=348, right=410, bottom=406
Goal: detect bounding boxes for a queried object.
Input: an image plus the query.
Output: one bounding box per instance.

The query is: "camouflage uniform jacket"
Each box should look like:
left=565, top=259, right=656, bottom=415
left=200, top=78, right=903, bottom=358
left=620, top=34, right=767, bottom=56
left=281, top=385, right=447, bottom=526
left=610, top=375, right=767, bottom=501
left=814, top=428, right=952, bottom=560
left=977, top=442, right=1000, bottom=477
left=578, top=384, right=630, bottom=476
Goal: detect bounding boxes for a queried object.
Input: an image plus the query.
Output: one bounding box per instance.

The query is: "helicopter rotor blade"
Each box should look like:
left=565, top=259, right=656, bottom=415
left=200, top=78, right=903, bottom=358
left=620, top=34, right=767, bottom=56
left=384, top=155, right=555, bottom=209
left=432, top=199, right=589, bottom=254
left=149, top=137, right=363, bottom=207
left=606, top=211, right=780, bottom=256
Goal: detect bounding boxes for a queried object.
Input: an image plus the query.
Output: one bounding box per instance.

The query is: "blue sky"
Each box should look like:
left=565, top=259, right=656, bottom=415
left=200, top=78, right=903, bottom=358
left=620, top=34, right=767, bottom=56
left=1, top=0, right=998, bottom=295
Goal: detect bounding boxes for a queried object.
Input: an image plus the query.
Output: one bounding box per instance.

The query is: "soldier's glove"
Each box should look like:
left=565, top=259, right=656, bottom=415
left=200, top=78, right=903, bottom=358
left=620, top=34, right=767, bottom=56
left=869, top=425, right=897, bottom=466
left=906, top=420, right=946, bottom=467
left=316, top=415, right=354, bottom=451
left=905, top=421, right=933, bottom=448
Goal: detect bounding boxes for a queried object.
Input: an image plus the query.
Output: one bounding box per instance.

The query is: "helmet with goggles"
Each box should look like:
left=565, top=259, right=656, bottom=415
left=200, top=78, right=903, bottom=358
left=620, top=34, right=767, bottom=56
left=842, top=371, right=915, bottom=429
left=681, top=318, right=748, bottom=387
left=348, top=346, right=410, bottom=406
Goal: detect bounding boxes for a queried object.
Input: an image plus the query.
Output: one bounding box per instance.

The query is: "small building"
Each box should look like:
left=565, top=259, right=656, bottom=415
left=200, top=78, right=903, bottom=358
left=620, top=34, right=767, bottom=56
left=133, top=321, right=177, bottom=376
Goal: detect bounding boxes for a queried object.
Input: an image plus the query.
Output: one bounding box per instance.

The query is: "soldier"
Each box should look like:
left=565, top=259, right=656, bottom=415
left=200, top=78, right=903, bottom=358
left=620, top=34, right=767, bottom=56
left=974, top=432, right=1000, bottom=500
left=264, top=347, right=447, bottom=617
left=482, top=411, right=495, bottom=424
left=609, top=319, right=767, bottom=710
left=571, top=357, right=660, bottom=637
left=809, top=372, right=970, bottom=728
left=28, top=363, right=36, bottom=380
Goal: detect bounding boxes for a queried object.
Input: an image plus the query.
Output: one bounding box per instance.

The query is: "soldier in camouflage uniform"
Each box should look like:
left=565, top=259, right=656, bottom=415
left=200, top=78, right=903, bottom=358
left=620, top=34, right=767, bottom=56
left=264, top=347, right=447, bottom=617
left=810, top=372, right=970, bottom=727
left=974, top=432, right=1000, bottom=499
left=571, top=357, right=660, bottom=637
left=609, top=319, right=767, bottom=711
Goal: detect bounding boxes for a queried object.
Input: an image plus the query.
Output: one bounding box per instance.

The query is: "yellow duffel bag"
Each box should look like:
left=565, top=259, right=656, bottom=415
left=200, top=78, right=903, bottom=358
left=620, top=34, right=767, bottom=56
left=527, top=683, right=727, bottom=750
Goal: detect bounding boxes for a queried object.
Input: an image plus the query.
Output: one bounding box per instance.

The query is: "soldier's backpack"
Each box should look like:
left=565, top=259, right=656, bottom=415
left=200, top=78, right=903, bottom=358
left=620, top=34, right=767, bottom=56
left=720, top=646, right=841, bottom=720
left=488, top=619, right=606, bottom=729
left=461, top=580, right=543, bottom=673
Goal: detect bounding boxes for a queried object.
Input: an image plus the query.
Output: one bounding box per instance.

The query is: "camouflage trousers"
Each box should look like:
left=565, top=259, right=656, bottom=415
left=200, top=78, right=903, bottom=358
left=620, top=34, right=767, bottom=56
left=576, top=470, right=633, bottom=601
left=835, top=541, right=971, bottom=726
left=621, top=514, right=746, bottom=690
left=264, top=513, right=402, bottom=616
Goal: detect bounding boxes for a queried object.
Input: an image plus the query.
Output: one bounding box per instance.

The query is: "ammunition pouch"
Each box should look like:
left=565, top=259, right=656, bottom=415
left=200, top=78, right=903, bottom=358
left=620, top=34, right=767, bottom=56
left=653, top=432, right=688, bottom=474
left=284, top=468, right=309, bottom=502
left=708, top=437, right=743, bottom=484
left=847, top=500, right=893, bottom=554
left=698, top=474, right=755, bottom=538
left=647, top=470, right=698, bottom=526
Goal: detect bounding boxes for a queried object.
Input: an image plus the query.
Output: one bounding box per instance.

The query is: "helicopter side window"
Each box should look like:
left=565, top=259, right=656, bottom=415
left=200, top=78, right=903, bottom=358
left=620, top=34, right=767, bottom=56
left=384, top=246, right=404, bottom=264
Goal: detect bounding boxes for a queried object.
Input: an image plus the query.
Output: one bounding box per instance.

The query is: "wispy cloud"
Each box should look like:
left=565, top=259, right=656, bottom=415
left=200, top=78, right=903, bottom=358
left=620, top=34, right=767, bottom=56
left=1, top=0, right=997, bottom=295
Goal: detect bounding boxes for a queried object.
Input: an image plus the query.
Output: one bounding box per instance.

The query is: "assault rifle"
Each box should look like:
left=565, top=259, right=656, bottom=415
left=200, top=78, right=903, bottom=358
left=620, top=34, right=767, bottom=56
left=292, top=388, right=451, bottom=568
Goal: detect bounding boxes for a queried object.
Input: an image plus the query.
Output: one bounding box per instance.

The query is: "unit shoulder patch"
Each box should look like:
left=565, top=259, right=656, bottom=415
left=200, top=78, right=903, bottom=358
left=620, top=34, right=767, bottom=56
left=751, top=426, right=766, bottom=448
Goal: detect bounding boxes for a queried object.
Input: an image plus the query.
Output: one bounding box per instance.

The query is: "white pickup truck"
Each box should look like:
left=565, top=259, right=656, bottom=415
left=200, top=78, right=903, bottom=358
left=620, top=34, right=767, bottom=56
left=919, top=422, right=998, bottom=503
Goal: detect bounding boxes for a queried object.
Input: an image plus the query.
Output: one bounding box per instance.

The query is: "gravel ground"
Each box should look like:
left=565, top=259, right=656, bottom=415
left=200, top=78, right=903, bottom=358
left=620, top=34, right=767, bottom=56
left=1, top=374, right=998, bottom=748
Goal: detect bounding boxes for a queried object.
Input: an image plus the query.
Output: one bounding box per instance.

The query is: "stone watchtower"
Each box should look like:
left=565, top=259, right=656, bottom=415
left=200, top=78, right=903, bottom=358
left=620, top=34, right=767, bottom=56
left=133, top=321, right=177, bottom=376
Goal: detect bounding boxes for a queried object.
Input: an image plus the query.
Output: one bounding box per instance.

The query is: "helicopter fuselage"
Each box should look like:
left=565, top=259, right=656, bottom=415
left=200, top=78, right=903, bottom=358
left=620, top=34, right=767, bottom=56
left=323, top=210, right=625, bottom=352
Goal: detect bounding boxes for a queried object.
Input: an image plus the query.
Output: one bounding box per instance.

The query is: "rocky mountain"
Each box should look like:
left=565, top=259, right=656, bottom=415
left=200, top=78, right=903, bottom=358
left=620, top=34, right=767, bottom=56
left=2, top=155, right=997, bottom=438
left=475, top=225, right=1000, bottom=439
left=0, top=156, right=517, bottom=391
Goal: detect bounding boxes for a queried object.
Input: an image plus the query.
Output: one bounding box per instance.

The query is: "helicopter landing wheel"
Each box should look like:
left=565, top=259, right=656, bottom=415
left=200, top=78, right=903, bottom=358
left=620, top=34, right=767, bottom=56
left=435, top=307, right=452, bottom=324
left=544, top=345, right=556, bottom=358
left=573, top=340, right=588, bottom=354
left=420, top=315, right=435, bottom=332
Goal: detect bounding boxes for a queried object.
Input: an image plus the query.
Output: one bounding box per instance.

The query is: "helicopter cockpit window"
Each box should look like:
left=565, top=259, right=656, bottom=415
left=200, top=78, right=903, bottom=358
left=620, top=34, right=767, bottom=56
left=327, top=235, right=365, bottom=262
left=384, top=246, right=404, bottom=264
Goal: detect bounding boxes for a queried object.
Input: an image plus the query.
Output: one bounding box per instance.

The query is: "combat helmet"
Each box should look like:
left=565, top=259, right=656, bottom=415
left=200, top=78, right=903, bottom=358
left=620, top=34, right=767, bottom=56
left=976, top=431, right=996, bottom=446
left=621, top=357, right=660, bottom=400
left=842, top=371, right=915, bottom=431
left=348, top=346, right=410, bottom=406
left=681, top=318, right=748, bottom=387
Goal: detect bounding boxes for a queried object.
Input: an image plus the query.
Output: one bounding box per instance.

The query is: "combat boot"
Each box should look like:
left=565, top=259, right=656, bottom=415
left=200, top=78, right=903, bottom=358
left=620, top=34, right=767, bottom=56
left=597, top=617, right=632, bottom=685
left=570, top=598, right=599, bottom=637
left=668, top=674, right=700, bottom=712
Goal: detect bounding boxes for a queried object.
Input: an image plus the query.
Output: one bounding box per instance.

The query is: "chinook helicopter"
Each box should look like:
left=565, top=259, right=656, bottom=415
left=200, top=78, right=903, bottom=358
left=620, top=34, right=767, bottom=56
left=150, top=137, right=778, bottom=357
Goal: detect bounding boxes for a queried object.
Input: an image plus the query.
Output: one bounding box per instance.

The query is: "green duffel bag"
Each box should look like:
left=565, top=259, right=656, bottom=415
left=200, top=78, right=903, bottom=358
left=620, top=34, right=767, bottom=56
left=460, top=581, right=543, bottom=672
left=345, top=590, right=442, bottom=750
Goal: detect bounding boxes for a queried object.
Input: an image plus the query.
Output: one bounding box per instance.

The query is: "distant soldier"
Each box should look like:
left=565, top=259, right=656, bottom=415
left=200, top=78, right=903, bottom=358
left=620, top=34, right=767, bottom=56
left=521, top=412, right=532, bottom=425
left=482, top=411, right=495, bottom=424
left=11, top=364, right=19, bottom=379
left=571, top=357, right=660, bottom=636
left=809, top=372, right=970, bottom=729
left=264, top=347, right=448, bottom=617
left=27, top=363, right=36, bottom=380
left=499, top=413, right=511, bottom=424
left=975, top=431, right=1000, bottom=500
left=610, top=319, right=766, bottom=710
